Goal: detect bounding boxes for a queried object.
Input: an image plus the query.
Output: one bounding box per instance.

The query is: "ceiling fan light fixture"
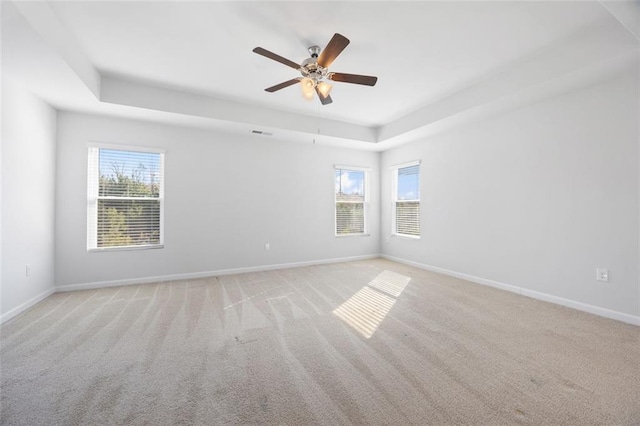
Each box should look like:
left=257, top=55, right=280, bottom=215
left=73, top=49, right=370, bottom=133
left=300, top=77, right=316, bottom=100
left=316, top=81, right=332, bottom=98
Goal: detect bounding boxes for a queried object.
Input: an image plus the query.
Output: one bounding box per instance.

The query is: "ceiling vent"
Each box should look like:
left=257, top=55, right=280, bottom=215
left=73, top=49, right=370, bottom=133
left=251, top=130, right=273, bottom=136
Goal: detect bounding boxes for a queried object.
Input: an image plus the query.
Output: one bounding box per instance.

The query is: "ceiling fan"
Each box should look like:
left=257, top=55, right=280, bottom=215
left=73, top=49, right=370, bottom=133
left=253, top=33, right=378, bottom=105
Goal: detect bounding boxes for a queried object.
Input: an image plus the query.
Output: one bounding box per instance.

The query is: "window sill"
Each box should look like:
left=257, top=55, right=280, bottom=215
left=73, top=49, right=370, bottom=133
left=335, top=233, right=371, bottom=238
left=88, top=244, right=164, bottom=253
left=391, top=234, right=420, bottom=240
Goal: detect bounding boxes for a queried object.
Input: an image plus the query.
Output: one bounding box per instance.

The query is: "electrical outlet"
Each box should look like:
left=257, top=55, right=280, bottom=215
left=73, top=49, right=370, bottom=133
left=596, top=268, right=609, bottom=282
left=265, top=243, right=270, bottom=251
left=25, top=265, right=31, bottom=277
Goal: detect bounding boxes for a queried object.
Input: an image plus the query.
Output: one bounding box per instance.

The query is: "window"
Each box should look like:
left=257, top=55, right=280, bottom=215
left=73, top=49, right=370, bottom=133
left=335, top=166, right=370, bottom=236
left=392, top=161, right=420, bottom=237
left=87, top=146, right=165, bottom=250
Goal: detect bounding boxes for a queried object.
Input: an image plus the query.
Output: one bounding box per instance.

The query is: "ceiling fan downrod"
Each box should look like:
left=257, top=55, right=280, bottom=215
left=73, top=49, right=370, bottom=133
left=308, top=45, right=321, bottom=58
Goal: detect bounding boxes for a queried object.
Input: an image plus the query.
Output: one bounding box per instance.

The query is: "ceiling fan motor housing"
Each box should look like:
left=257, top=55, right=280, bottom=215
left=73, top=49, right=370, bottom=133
left=301, top=47, right=328, bottom=82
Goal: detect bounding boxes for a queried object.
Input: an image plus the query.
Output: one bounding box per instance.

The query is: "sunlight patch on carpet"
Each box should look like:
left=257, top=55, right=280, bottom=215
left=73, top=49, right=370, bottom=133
left=333, top=270, right=411, bottom=338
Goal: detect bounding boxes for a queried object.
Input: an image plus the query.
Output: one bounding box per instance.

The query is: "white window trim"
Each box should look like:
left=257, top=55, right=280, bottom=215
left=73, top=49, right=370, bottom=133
left=391, top=160, right=421, bottom=239
left=334, top=165, right=371, bottom=237
left=334, top=164, right=371, bottom=172
left=87, top=142, right=166, bottom=154
left=391, top=160, right=421, bottom=170
left=87, top=144, right=166, bottom=252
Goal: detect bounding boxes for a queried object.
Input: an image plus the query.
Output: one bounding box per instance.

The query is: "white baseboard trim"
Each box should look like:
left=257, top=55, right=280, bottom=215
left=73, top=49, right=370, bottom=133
left=55, top=254, right=381, bottom=293
left=1, top=287, right=56, bottom=325
left=382, top=255, right=640, bottom=326
left=16, top=254, right=638, bottom=327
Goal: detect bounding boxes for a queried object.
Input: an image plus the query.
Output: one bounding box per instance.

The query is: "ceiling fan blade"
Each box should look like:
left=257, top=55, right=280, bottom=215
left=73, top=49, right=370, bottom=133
left=265, top=78, right=301, bottom=92
left=253, top=47, right=300, bottom=70
left=315, top=87, right=333, bottom=105
left=329, top=72, right=378, bottom=86
left=317, top=33, right=350, bottom=68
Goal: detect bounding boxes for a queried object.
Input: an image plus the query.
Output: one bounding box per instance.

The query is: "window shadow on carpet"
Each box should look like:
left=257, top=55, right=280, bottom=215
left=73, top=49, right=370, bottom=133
left=333, top=270, right=411, bottom=338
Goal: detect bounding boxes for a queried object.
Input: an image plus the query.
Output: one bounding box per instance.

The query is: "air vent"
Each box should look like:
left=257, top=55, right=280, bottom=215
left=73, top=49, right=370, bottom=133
left=251, top=130, right=273, bottom=136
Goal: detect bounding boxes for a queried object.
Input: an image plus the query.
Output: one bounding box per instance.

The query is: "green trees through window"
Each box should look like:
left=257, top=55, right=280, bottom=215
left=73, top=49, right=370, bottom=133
left=88, top=147, right=164, bottom=250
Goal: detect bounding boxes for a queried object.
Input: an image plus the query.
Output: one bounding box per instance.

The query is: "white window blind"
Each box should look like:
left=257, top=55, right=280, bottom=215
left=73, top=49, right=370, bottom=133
left=335, top=166, right=369, bottom=236
left=392, top=161, right=420, bottom=237
left=87, top=146, right=165, bottom=250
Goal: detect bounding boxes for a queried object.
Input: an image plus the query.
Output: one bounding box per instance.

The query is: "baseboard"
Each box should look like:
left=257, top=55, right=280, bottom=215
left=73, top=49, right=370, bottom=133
left=23, top=253, right=640, bottom=327
left=382, top=254, right=640, bottom=326
left=0, top=287, right=56, bottom=325
left=55, top=254, right=381, bottom=292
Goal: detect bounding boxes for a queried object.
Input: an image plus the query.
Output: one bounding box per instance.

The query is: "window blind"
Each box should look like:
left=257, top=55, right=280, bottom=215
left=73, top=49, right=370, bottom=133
left=393, top=162, right=420, bottom=237
left=88, top=147, right=164, bottom=250
left=395, top=201, right=420, bottom=236
left=335, top=168, right=368, bottom=235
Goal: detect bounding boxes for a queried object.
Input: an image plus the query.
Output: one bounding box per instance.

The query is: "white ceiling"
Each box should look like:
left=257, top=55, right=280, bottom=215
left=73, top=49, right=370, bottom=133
left=4, top=1, right=639, bottom=149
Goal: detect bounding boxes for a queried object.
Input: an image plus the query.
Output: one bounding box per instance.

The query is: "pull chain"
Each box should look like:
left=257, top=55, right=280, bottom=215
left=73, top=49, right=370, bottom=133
left=313, top=101, right=320, bottom=144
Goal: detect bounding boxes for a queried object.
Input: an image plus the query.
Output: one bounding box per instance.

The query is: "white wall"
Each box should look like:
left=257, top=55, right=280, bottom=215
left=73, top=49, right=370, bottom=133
left=381, top=67, right=639, bottom=318
left=1, top=79, right=57, bottom=320
left=55, top=113, right=379, bottom=288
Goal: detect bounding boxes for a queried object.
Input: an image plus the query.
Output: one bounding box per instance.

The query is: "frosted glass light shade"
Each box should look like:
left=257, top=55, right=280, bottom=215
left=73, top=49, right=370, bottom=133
left=317, top=81, right=332, bottom=98
left=300, top=77, right=315, bottom=100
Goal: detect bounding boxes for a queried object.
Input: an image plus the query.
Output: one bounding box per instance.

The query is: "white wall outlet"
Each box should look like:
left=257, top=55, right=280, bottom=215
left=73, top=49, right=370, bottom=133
left=596, top=268, right=608, bottom=282
left=25, top=265, right=31, bottom=277
left=265, top=243, right=270, bottom=251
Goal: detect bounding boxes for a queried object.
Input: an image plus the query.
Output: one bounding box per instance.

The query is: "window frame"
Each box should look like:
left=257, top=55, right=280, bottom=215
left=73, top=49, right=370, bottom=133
left=391, top=160, right=421, bottom=239
left=334, top=165, right=371, bottom=237
left=87, top=143, right=166, bottom=252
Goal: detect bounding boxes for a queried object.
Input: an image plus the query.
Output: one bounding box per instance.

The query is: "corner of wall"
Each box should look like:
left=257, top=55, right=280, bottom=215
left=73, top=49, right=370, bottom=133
left=1, top=80, right=57, bottom=323
left=637, top=51, right=640, bottom=318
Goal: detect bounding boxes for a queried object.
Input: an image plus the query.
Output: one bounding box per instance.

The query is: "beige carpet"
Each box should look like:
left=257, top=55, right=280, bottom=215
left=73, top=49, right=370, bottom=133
left=1, top=258, right=638, bottom=425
